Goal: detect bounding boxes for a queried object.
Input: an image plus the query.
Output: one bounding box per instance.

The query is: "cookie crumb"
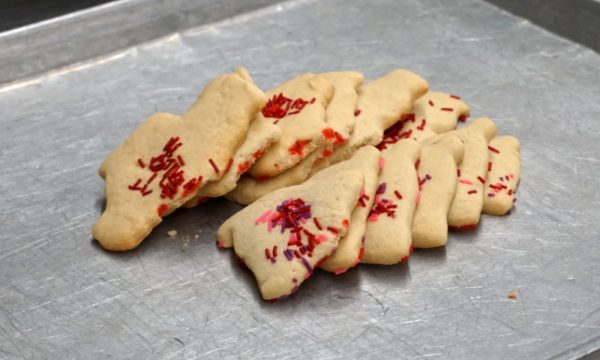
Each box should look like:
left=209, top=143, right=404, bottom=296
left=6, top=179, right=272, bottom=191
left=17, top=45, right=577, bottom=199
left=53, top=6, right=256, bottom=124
left=507, top=290, right=518, bottom=300
left=167, top=230, right=178, bottom=237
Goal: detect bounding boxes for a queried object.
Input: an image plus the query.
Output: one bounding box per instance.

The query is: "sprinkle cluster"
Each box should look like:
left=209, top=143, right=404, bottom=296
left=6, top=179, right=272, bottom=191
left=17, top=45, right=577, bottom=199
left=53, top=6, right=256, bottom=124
left=127, top=137, right=202, bottom=202
left=368, top=183, right=399, bottom=222
left=262, top=92, right=316, bottom=122
left=255, top=198, right=336, bottom=269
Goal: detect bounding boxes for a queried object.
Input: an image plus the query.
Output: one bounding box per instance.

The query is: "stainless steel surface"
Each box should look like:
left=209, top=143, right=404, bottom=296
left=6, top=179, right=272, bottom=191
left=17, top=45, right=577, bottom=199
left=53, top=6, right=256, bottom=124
left=1, top=0, right=600, bottom=358
left=0, top=0, right=284, bottom=85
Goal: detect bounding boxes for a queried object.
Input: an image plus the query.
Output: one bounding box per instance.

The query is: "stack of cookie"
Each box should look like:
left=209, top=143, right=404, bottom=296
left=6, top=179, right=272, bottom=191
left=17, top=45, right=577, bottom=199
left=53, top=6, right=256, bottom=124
left=93, top=68, right=521, bottom=301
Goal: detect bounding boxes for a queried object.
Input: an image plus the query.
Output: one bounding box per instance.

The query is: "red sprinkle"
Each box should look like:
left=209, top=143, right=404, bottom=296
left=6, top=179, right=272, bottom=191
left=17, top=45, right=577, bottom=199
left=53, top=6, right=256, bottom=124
left=313, top=217, right=323, bottom=231
left=488, top=145, right=500, bottom=154
left=415, top=159, right=420, bottom=169
left=477, top=176, right=486, bottom=184
left=458, top=114, right=468, bottom=123
left=208, top=158, right=219, bottom=174
left=416, top=118, right=427, bottom=131
left=157, top=204, right=169, bottom=217
left=354, top=109, right=361, bottom=116
left=468, top=190, right=477, bottom=195
left=265, top=248, right=271, bottom=259
left=177, top=155, right=185, bottom=166
left=457, top=168, right=461, bottom=177
left=450, top=94, right=461, bottom=100
left=288, top=139, right=311, bottom=156
left=394, top=190, right=403, bottom=200
left=428, top=100, right=434, bottom=107
left=237, top=161, right=252, bottom=174
left=225, top=158, right=234, bottom=172
left=327, top=226, right=339, bottom=235
left=441, top=107, right=454, bottom=112
left=488, top=162, right=492, bottom=172
left=137, top=158, right=146, bottom=168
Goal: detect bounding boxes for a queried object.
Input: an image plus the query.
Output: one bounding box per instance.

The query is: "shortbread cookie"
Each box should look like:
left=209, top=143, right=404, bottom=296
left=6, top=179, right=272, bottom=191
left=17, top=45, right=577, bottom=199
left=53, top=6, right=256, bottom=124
left=93, top=68, right=266, bottom=251
left=183, top=118, right=281, bottom=206
left=446, top=118, right=497, bottom=229
left=226, top=72, right=363, bottom=205
left=412, top=135, right=464, bottom=248
left=247, top=74, right=334, bottom=178
left=362, top=139, right=420, bottom=265
left=310, top=69, right=429, bottom=174
left=396, top=91, right=470, bottom=143
left=217, top=168, right=364, bottom=300
left=482, top=136, right=521, bottom=215
left=319, top=146, right=381, bottom=274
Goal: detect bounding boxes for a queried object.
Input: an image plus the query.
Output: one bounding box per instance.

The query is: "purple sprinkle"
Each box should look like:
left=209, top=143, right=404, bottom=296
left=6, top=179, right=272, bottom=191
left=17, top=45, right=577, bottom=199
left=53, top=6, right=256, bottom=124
left=270, top=257, right=276, bottom=264
left=426, top=174, right=432, bottom=180
left=488, top=193, right=495, bottom=197
left=377, top=183, right=387, bottom=194
left=284, top=250, right=294, bottom=261
left=300, top=257, right=313, bottom=274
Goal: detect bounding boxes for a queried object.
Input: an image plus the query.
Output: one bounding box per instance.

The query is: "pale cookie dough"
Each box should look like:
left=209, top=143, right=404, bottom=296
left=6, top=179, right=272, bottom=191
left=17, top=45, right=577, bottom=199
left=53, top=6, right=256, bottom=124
left=183, top=117, right=281, bottom=207
left=226, top=71, right=363, bottom=205
left=217, top=168, right=364, bottom=300
left=482, top=136, right=521, bottom=215
left=310, top=69, right=429, bottom=174
left=362, top=139, right=420, bottom=265
left=93, top=68, right=266, bottom=251
left=446, top=118, right=497, bottom=229
left=412, top=135, right=464, bottom=248
left=247, top=73, right=334, bottom=179
left=320, top=146, right=381, bottom=274
left=398, top=91, right=470, bottom=143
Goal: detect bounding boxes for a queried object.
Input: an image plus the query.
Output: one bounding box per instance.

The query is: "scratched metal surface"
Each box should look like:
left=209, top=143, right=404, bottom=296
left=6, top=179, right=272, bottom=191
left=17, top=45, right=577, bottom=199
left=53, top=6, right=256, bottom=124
left=1, top=0, right=600, bottom=359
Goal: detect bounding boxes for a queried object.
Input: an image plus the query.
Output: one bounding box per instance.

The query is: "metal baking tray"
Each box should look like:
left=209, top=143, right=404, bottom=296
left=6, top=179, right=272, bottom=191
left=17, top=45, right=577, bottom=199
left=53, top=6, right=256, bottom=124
left=2, top=0, right=600, bottom=358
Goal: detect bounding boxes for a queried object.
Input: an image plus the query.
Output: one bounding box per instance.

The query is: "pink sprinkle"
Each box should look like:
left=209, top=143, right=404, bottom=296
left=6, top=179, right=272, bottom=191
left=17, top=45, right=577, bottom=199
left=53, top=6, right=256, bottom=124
left=379, top=157, right=385, bottom=170
left=315, top=234, right=328, bottom=244
left=368, top=213, right=379, bottom=222
left=459, top=179, right=474, bottom=185
left=255, top=209, right=273, bottom=225
left=334, top=267, right=348, bottom=275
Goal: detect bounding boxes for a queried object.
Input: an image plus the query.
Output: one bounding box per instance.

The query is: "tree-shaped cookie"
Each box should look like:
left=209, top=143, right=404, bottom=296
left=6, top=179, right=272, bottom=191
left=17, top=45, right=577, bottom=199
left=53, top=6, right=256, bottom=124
left=397, top=91, right=470, bottom=143
left=482, top=136, right=521, bottom=215
left=362, top=139, right=421, bottom=265
left=247, top=74, right=334, bottom=179
left=412, top=135, right=464, bottom=248
left=226, top=71, right=363, bottom=205
left=216, top=168, right=364, bottom=300
left=319, top=146, right=381, bottom=274
left=93, top=68, right=266, bottom=251
left=446, top=118, right=497, bottom=229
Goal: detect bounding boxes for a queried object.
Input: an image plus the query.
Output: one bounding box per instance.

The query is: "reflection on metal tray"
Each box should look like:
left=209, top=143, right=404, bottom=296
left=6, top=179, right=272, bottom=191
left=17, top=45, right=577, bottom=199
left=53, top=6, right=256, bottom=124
left=1, top=0, right=600, bottom=359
